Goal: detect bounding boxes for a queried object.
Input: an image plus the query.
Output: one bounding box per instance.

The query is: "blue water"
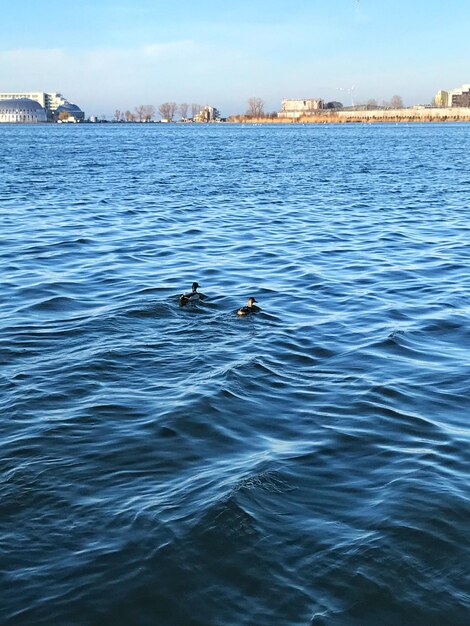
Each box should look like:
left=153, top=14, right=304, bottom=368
left=1, top=122, right=469, bottom=625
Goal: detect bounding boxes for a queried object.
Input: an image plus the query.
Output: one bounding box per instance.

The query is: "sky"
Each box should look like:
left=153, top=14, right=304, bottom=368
left=0, top=0, right=469, bottom=117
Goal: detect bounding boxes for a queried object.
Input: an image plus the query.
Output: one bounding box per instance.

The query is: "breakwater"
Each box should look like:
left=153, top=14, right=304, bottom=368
left=231, top=106, right=470, bottom=123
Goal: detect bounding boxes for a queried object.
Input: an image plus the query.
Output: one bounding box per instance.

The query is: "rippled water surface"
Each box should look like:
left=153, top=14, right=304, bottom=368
left=1, top=123, right=469, bottom=625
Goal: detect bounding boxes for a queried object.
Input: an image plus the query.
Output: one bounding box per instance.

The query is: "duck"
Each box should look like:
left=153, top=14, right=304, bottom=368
left=179, top=282, right=206, bottom=306
left=236, top=297, right=261, bottom=316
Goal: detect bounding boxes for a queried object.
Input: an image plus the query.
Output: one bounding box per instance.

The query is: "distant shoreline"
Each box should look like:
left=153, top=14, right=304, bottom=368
left=229, top=107, right=470, bottom=124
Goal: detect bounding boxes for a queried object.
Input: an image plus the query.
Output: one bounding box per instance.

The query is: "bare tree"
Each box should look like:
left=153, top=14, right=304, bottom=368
left=366, top=99, right=378, bottom=108
left=246, top=97, right=265, bottom=118
left=125, top=110, right=136, bottom=122
left=114, top=109, right=121, bottom=122
left=159, top=102, right=178, bottom=121
left=169, top=102, right=178, bottom=120
left=381, top=100, right=391, bottom=109
left=179, top=103, right=189, bottom=120
left=390, top=95, right=404, bottom=109
left=141, top=104, right=155, bottom=122
left=135, top=105, right=146, bottom=122
left=191, top=103, right=202, bottom=119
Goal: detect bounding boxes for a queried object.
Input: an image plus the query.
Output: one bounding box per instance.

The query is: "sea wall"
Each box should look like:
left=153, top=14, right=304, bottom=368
left=230, top=107, right=470, bottom=124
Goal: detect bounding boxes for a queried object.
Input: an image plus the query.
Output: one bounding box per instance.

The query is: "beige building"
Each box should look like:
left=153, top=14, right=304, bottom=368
left=434, top=90, right=450, bottom=107
left=279, top=98, right=324, bottom=119
left=434, top=84, right=470, bottom=108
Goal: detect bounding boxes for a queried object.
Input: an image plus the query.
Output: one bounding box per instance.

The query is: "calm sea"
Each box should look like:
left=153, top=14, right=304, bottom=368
left=1, top=122, right=469, bottom=626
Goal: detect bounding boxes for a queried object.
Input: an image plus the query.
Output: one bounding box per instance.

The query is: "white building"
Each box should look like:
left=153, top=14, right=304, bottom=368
left=194, top=105, right=220, bottom=122
left=0, top=98, right=47, bottom=123
left=0, top=92, right=85, bottom=122
left=0, top=92, right=71, bottom=114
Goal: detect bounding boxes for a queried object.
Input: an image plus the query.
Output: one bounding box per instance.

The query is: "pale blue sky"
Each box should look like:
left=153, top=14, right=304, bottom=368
left=0, top=0, right=468, bottom=116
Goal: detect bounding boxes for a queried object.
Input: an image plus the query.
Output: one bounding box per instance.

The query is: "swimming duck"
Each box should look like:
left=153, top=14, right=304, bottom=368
left=236, top=297, right=261, bottom=316
left=179, top=282, right=206, bottom=306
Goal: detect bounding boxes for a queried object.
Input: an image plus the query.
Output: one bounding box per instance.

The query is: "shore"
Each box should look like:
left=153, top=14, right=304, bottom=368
left=229, top=106, right=470, bottom=123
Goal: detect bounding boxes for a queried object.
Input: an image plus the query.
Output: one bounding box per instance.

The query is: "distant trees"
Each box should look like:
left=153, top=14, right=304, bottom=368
left=366, top=99, right=378, bottom=107
left=390, top=95, right=404, bottom=109
left=159, top=102, right=178, bottom=121
left=381, top=95, right=404, bottom=109
left=191, top=103, right=202, bottom=118
left=135, top=105, right=145, bottom=122
left=107, top=101, right=222, bottom=123
left=143, top=105, right=156, bottom=121
left=179, top=103, right=189, bottom=120
left=246, top=97, right=265, bottom=117
left=134, top=105, right=155, bottom=122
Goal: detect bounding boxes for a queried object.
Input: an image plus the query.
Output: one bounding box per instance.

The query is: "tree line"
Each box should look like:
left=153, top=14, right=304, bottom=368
left=362, top=95, right=404, bottom=109
left=113, top=103, right=207, bottom=122
left=110, top=98, right=268, bottom=123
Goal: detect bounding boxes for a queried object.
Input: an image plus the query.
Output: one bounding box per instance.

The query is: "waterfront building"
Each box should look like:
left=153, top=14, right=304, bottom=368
left=0, top=92, right=84, bottom=120
left=435, top=84, right=470, bottom=108
left=0, top=98, right=47, bottom=123
left=449, top=84, right=470, bottom=107
left=55, top=102, right=85, bottom=122
left=0, top=92, right=65, bottom=112
left=279, top=99, right=324, bottom=119
left=434, top=90, right=450, bottom=107
left=194, top=105, right=220, bottom=122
